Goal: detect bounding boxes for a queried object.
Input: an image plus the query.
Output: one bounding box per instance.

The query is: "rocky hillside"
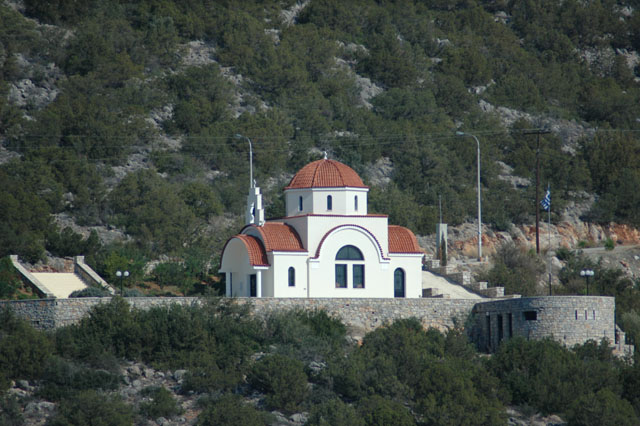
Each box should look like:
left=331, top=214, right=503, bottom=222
left=1, top=0, right=640, bottom=294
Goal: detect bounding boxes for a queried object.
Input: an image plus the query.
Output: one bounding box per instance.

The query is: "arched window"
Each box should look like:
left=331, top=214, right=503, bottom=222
left=336, top=245, right=364, bottom=260
left=354, top=195, right=358, bottom=211
left=335, top=245, right=365, bottom=289
left=394, top=268, right=405, bottom=298
left=288, top=267, right=295, bottom=287
left=298, top=196, right=303, bottom=211
left=327, top=195, right=333, bottom=211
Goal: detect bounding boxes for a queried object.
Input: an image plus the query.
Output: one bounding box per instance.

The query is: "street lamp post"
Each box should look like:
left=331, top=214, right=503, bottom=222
left=116, top=270, right=129, bottom=296
left=456, top=131, right=482, bottom=261
left=580, top=269, right=594, bottom=295
left=235, top=134, right=254, bottom=189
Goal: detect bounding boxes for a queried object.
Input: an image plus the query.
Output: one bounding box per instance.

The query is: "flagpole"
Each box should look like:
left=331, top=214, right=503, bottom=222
left=547, top=185, right=552, bottom=295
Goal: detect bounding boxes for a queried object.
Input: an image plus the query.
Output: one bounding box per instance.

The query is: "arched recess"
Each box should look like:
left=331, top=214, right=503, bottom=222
left=313, top=224, right=389, bottom=263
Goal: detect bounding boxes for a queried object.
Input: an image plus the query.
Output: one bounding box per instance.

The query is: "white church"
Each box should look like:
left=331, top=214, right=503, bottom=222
left=219, top=156, right=425, bottom=298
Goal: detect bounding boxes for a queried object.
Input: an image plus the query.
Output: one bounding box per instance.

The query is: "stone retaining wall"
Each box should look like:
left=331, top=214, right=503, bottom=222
left=472, top=296, right=616, bottom=351
left=0, top=296, right=619, bottom=350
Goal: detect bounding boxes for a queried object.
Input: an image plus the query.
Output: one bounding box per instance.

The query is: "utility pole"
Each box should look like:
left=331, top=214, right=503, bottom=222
left=523, top=129, right=551, bottom=254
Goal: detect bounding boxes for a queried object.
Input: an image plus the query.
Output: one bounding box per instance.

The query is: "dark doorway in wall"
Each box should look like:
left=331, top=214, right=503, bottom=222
left=508, top=313, right=513, bottom=338
left=497, top=314, right=503, bottom=342
left=524, top=311, right=537, bottom=321
left=486, top=315, right=491, bottom=350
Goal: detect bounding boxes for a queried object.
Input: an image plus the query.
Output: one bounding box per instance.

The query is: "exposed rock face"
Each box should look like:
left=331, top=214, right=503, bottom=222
left=496, top=161, right=531, bottom=188
left=181, top=40, right=216, bottom=67
left=440, top=221, right=640, bottom=260
left=6, top=54, right=63, bottom=110
left=363, top=156, right=393, bottom=187
left=281, top=0, right=311, bottom=26
left=478, top=99, right=594, bottom=151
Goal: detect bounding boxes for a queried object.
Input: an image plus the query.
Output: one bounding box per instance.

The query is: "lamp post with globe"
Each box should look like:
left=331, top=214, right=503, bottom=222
left=116, top=270, right=129, bottom=296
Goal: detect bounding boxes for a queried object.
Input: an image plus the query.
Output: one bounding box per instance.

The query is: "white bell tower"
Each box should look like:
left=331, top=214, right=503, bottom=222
left=246, top=181, right=265, bottom=226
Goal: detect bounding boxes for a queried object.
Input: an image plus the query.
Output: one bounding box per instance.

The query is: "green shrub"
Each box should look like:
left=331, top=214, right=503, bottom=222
left=565, top=389, right=638, bottom=426
left=47, top=390, right=134, bottom=426
left=139, top=386, right=183, bottom=419
left=264, top=309, right=346, bottom=362
left=0, top=256, right=20, bottom=299
left=0, top=308, right=52, bottom=382
left=196, top=394, right=269, bottom=426
left=38, top=356, right=121, bottom=401
left=357, top=395, right=415, bottom=426
left=306, top=399, right=365, bottom=426
left=0, top=394, right=23, bottom=426
left=248, top=354, right=308, bottom=412
left=604, top=238, right=615, bottom=251
left=479, top=243, right=544, bottom=296
left=69, top=287, right=110, bottom=298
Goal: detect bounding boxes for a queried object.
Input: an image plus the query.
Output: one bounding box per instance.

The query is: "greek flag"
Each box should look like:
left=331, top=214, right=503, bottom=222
left=541, top=188, right=551, bottom=211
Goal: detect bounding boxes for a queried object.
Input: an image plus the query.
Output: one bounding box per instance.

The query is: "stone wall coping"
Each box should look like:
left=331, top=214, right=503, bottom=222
left=74, top=256, right=115, bottom=294
left=10, top=255, right=56, bottom=298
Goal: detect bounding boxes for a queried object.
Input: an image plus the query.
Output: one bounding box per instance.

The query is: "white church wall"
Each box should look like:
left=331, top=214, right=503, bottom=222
left=285, top=187, right=369, bottom=217
left=285, top=190, right=314, bottom=217
left=271, top=252, right=309, bottom=297
left=308, top=188, right=369, bottom=215
left=307, top=226, right=391, bottom=298
left=389, top=255, right=424, bottom=299
left=302, top=215, right=389, bottom=260
left=219, top=239, right=269, bottom=298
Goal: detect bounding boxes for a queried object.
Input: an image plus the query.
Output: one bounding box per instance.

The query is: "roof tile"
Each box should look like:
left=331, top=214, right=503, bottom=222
left=388, top=225, right=423, bottom=254
left=235, top=235, right=269, bottom=266
left=246, top=222, right=306, bottom=252
left=285, top=159, right=367, bottom=189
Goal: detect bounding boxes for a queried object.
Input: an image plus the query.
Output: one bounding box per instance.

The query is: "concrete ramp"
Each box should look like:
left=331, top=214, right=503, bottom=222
left=422, top=270, right=482, bottom=299
left=31, top=273, right=87, bottom=298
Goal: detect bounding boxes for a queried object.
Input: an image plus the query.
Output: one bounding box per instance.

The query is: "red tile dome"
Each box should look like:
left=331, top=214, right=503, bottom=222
left=285, top=159, right=368, bottom=189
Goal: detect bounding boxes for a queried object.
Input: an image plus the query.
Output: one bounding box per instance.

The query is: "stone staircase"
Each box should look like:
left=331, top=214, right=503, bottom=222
left=422, top=255, right=504, bottom=298
left=11, top=255, right=115, bottom=298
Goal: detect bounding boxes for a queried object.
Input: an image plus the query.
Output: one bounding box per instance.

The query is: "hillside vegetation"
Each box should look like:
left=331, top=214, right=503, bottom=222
left=1, top=299, right=640, bottom=425
left=1, top=0, right=640, bottom=292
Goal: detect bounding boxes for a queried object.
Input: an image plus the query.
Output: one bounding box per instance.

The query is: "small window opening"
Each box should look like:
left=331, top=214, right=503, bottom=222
left=585, top=310, right=588, bottom=320
left=524, top=311, right=537, bottom=321
left=327, top=195, right=332, bottom=211
left=288, top=267, right=295, bottom=287
left=354, top=195, right=358, bottom=211
left=298, top=196, right=303, bottom=211
left=575, top=310, right=578, bottom=320
left=592, top=310, right=596, bottom=320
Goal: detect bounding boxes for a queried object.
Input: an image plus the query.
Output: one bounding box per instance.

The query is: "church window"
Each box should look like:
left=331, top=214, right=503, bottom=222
left=335, top=264, right=347, bottom=288
left=353, top=265, right=364, bottom=288
left=394, top=268, right=405, bottom=297
left=335, top=245, right=364, bottom=288
left=327, top=195, right=333, bottom=211
left=288, top=267, right=295, bottom=287
left=299, top=196, right=303, bottom=211
left=336, top=245, right=364, bottom=260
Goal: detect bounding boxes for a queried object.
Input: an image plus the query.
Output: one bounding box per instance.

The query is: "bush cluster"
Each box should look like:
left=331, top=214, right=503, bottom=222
left=2, top=298, right=640, bottom=424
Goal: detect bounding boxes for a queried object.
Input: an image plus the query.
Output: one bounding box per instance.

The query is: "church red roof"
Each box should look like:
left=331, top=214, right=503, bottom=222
left=285, top=159, right=367, bottom=189
left=245, top=222, right=306, bottom=252
left=388, top=225, right=423, bottom=254
left=233, top=235, right=269, bottom=266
